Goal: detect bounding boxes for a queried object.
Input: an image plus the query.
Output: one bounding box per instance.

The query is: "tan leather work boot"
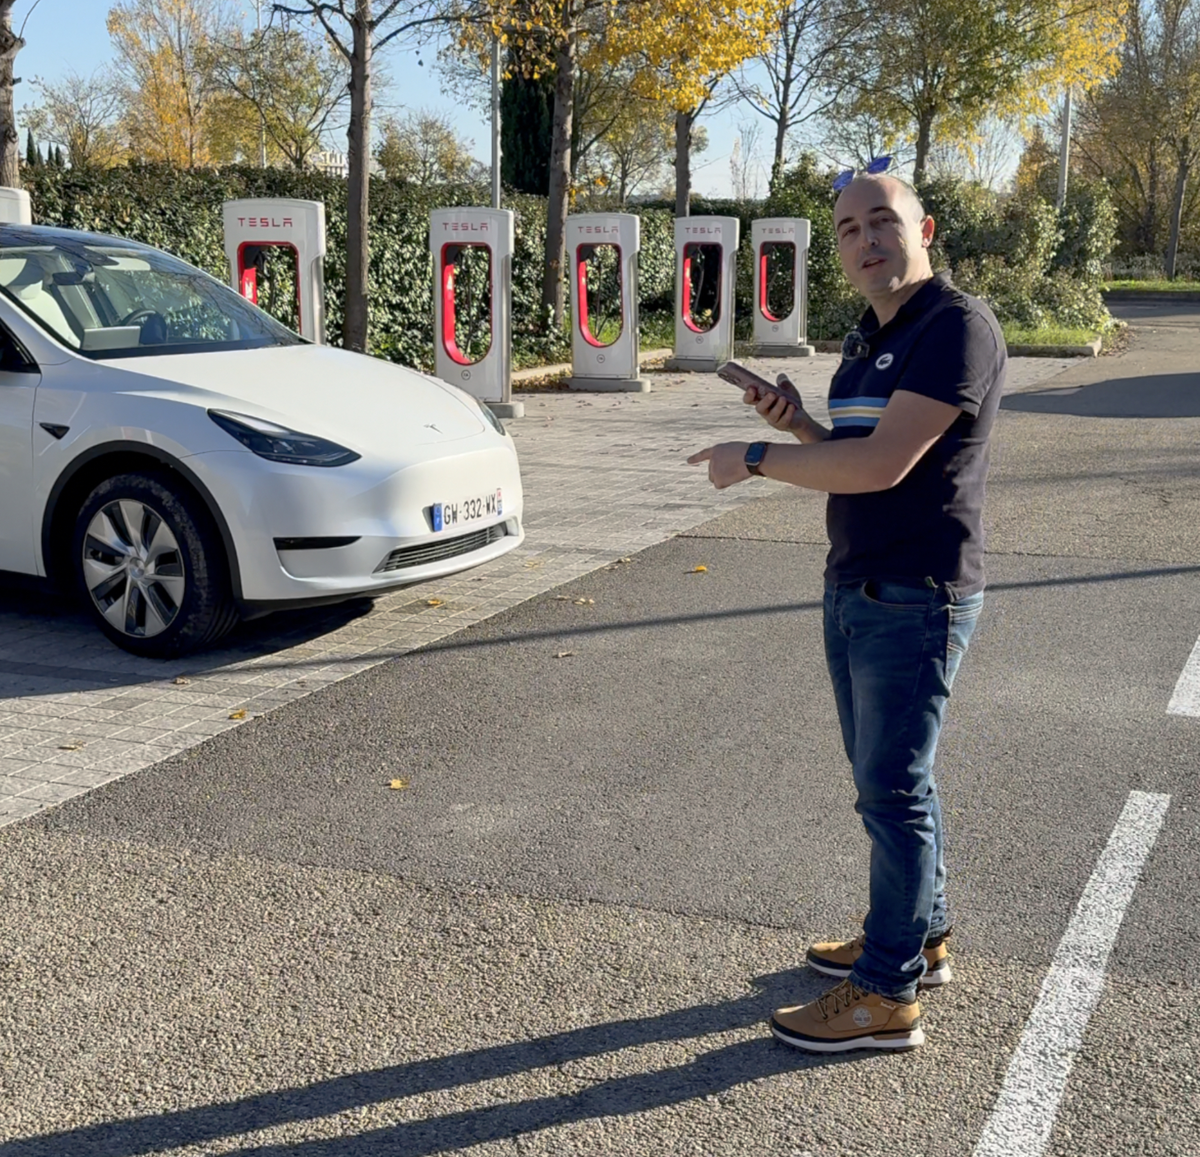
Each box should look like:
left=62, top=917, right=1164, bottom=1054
left=770, top=978, right=924, bottom=1052
left=805, top=928, right=953, bottom=987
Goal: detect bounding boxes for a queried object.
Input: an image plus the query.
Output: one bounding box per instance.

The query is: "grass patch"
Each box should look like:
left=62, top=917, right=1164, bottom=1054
left=1104, top=279, right=1200, bottom=291
left=639, top=309, right=675, bottom=349
left=1002, top=324, right=1097, bottom=347
left=511, top=308, right=677, bottom=371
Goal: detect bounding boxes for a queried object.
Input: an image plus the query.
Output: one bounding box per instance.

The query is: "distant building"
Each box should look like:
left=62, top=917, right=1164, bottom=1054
left=307, top=150, right=384, bottom=179
left=309, top=150, right=348, bottom=179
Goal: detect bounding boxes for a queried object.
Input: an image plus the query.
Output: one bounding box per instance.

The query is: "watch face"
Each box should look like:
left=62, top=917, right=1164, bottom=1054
left=745, top=442, right=767, bottom=465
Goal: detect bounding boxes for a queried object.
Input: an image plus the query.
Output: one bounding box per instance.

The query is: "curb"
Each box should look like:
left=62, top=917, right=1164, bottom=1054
left=510, top=334, right=1102, bottom=385
left=815, top=338, right=1100, bottom=358
left=1103, top=288, right=1200, bottom=303
left=511, top=348, right=674, bottom=386
left=1006, top=337, right=1101, bottom=358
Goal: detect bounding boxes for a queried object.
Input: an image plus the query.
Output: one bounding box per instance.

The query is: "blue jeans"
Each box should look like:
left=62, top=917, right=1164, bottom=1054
left=823, top=578, right=984, bottom=1001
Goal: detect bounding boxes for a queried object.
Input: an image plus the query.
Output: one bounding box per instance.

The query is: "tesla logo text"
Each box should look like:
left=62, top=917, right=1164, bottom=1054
left=577, top=225, right=617, bottom=234
left=237, top=217, right=294, bottom=228
left=685, top=227, right=723, bottom=234
left=440, top=221, right=491, bottom=232
left=762, top=227, right=794, bottom=235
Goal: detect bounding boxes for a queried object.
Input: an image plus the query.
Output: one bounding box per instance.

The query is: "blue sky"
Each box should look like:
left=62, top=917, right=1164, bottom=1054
left=13, top=0, right=759, bottom=198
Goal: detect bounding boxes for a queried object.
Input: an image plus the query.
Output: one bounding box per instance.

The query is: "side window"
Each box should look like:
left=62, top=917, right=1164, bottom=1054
left=0, top=321, right=37, bottom=373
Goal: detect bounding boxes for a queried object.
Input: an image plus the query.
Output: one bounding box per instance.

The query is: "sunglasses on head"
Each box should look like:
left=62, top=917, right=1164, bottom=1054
left=832, top=156, right=892, bottom=192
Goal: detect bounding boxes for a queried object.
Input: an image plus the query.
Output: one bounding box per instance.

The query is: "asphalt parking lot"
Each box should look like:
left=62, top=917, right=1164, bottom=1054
left=1, top=306, right=1198, bottom=1156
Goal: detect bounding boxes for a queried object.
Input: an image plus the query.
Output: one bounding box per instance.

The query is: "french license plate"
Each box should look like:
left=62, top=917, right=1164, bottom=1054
left=432, top=489, right=503, bottom=532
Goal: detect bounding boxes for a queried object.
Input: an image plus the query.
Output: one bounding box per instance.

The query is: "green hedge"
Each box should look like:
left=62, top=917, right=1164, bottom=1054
left=915, top=172, right=1115, bottom=334
left=20, top=159, right=1116, bottom=369
left=22, top=163, right=680, bottom=370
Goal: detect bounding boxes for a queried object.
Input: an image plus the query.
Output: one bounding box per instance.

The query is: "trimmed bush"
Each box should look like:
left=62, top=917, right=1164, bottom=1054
left=21, top=158, right=1115, bottom=367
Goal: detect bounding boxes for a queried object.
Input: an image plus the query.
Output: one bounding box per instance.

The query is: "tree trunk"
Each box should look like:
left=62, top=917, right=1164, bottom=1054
left=913, top=112, right=933, bottom=185
left=0, top=1, right=24, bottom=188
left=343, top=0, right=372, bottom=352
left=674, top=110, right=692, bottom=218
left=771, top=110, right=789, bottom=191
left=771, top=57, right=792, bottom=192
left=541, top=34, right=576, bottom=327
left=1146, top=148, right=1160, bottom=255
left=1167, top=149, right=1188, bottom=281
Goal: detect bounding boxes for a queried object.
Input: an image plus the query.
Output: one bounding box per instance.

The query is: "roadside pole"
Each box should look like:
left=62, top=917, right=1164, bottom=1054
left=491, top=35, right=501, bottom=210
left=1056, top=88, right=1072, bottom=211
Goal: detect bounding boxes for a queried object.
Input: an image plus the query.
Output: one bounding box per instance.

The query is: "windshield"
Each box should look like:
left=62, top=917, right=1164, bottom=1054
left=0, top=237, right=304, bottom=358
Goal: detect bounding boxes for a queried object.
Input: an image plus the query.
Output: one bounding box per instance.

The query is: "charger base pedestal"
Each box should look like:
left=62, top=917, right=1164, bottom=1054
left=566, top=376, right=652, bottom=393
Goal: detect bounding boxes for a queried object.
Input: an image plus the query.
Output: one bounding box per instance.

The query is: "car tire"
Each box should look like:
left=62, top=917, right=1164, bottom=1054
left=72, top=472, right=240, bottom=658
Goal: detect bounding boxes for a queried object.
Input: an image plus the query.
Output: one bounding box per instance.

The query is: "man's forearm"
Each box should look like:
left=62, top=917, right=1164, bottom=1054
left=792, top=411, right=832, bottom=444
left=760, top=437, right=888, bottom=494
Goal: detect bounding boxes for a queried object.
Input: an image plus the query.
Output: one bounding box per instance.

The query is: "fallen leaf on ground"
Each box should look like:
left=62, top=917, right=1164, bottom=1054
left=173, top=677, right=191, bottom=686
left=425, top=598, right=444, bottom=607
left=618, top=558, right=633, bottom=564
left=555, top=651, right=576, bottom=659
left=690, top=565, right=708, bottom=573
left=555, top=595, right=571, bottom=600
left=58, top=743, right=84, bottom=751
left=229, top=709, right=247, bottom=720
left=389, top=778, right=410, bottom=790
left=573, top=597, right=594, bottom=605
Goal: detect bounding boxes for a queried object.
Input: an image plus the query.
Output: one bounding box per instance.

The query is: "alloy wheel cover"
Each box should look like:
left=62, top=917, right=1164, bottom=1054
left=82, top=499, right=186, bottom=638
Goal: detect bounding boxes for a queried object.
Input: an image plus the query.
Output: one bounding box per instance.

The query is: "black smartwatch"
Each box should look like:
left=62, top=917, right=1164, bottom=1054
left=744, top=441, right=769, bottom=476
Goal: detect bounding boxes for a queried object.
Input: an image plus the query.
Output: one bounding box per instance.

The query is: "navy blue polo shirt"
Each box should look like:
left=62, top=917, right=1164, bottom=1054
left=825, top=271, right=1006, bottom=598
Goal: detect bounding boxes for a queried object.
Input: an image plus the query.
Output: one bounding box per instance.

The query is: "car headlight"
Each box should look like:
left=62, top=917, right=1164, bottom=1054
left=208, top=410, right=361, bottom=467
left=478, top=401, right=509, bottom=436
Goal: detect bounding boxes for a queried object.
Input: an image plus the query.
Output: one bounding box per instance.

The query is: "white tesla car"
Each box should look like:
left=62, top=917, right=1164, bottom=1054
left=0, top=224, right=524, bottom=657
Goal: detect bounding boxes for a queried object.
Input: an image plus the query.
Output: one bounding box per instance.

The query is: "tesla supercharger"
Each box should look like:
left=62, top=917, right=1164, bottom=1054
left=0, top=187, right=31, bottom=224
left=565, top=212, right=649, bottom=392
left=666, top=216, right=739, bottom=372
left=430, top=207, right=523, bottom=420
left=222, top=198, right=327, bottom=343
left=752, top=218, right=814, bottom=357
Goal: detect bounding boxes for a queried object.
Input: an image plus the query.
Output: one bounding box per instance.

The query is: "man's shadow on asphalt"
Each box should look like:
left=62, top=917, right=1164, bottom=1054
left=0, top=967, right=878, bottom=1157
left=1002, top=372, right=1200, bottom=418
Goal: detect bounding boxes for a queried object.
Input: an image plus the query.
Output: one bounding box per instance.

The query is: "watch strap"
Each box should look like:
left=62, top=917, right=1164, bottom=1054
left=745, top=441, right=769, bottom=476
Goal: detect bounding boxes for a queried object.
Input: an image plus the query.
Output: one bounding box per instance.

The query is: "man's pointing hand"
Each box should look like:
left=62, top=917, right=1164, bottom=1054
left=687, top=442, right=752, bottom=489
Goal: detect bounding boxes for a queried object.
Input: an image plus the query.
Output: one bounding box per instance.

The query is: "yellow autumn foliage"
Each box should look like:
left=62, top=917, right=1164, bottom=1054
left=459, top=0, right=783, bottom=112
left=826, top=0, right=1127, bottom=178
left=590, top=0, right=782, bottom=111
left=106, top=0, right=227, bottom=168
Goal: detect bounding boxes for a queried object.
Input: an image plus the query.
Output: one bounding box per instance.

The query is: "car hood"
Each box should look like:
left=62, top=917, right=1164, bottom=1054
left=111, top=344, right=488, bottom=450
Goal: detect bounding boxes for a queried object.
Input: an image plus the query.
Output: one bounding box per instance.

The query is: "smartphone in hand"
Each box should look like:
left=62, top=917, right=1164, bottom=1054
left=717, top=361, right=803, bottom=408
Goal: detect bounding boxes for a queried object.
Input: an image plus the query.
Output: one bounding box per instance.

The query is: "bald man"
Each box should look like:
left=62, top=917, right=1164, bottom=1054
left=689, top=173, right=1006, bottom=1052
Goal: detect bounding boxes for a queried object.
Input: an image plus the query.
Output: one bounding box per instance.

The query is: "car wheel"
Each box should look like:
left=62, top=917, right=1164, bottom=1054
left=72, top=472, right=240, bottom=658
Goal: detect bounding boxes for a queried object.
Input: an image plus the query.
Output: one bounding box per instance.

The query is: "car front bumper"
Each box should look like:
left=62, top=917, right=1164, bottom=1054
left=188, top=443, right=525, bottom=604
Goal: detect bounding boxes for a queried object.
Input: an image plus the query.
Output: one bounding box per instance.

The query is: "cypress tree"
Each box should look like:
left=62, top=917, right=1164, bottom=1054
left=25, top=129, right=37, bottom=167
left=54, top=145, right=65, bottom=169
left=500, top=59, right=553, bottom=197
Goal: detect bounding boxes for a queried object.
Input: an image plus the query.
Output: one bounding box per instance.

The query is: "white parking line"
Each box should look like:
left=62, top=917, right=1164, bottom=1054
left=973, top=790, right=1171, bottom=1157
left=1167, top=635, right=1200, bottom=716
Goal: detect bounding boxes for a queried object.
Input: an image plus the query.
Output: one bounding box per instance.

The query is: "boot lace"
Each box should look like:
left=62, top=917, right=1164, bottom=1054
left=817, top=978, right=868, bottom=1020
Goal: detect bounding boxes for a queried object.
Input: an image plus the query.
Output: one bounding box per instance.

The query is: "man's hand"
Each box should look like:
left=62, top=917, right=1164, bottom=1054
left=743, top=374, right=803, bottom=434
left=687, top=441, right=753, bottom=489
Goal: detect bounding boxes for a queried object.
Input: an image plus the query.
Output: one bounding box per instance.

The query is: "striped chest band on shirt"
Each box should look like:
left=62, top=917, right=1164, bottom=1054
left=829, top=396, right=889, bottom=428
